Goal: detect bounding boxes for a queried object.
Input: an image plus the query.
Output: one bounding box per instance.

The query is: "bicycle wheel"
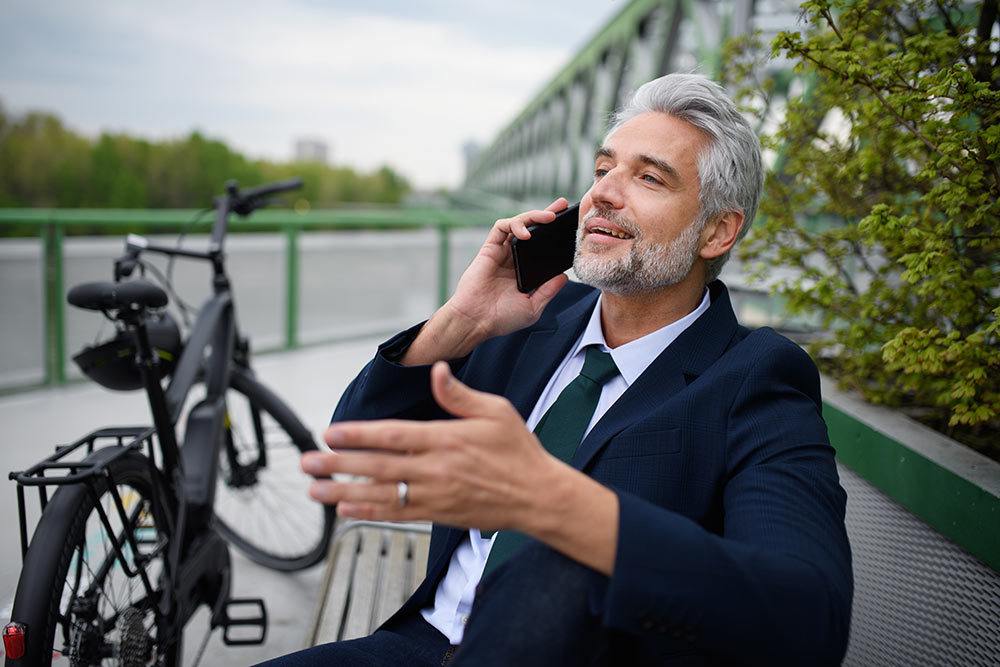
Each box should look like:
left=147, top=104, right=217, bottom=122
left=210, top=367, right=335, bottom=572
left=7, top=449, right=177, bottom=667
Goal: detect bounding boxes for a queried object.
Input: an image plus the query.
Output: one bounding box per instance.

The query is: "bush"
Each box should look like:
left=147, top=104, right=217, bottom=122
left=724, top=0, right=999, bottom=458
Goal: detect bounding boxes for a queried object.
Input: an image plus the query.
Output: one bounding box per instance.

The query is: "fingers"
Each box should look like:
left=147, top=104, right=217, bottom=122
left=545, top=197, right=569, bottom=213
left=487, top=210, right=553, bottom=244
left=302, top=449, right=416, bottom=480
left=430, top=361, right=512, bottom=419
left=528, top=273, right=569, bottom=313
left=308, top=478, right=422, bottom=523
left=335, top=502, right=418, bottom=522
left=486, top=200, right=566, bottom=245
left=506, top=198, right=569, bottom=240
left=308, top=478, right=397, bottom=505
left=321, top=419, right=435, bottom=454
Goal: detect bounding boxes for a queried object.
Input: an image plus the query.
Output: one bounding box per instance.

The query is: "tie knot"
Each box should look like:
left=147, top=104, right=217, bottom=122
left=579, top=346, right=619, bottom=385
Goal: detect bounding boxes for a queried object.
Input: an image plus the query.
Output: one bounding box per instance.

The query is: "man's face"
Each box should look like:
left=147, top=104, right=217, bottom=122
left=574, top=112, right=710, bottom=294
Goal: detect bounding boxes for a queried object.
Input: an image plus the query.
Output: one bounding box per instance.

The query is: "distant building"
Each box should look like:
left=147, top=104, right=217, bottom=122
left=461, top=140, right=482, bottom=179
left=294, top=138, right=329, bottom=164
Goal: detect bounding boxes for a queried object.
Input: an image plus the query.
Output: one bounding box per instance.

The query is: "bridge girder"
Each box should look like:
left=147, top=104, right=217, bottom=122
left=464, top=0, right=800, bottom=205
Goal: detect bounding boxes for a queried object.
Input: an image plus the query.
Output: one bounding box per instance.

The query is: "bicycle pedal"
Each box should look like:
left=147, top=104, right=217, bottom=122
left=219, top=597, right=267, bottom=646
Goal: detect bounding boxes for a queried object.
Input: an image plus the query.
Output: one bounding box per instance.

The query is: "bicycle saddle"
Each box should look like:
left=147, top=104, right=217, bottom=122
left=68, top=280, right=169, bottom=312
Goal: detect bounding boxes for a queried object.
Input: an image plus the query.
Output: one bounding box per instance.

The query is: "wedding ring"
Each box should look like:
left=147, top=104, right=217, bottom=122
left=396, top=481, right=410, bottom=508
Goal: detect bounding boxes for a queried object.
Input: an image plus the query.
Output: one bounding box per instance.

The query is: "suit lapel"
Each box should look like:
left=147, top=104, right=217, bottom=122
left=572, top=355, right=686, bottom=469
left=572, top=281, right=740, bottom=470
left=427, top=525, right=465, bottom=577
left=503, top=291, right=598, bottom=420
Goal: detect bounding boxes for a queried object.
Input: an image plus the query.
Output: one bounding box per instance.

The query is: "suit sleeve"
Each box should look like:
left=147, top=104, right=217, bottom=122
left=602, top=338, right=853, bottom=665
left=330, top=321, right=470, bottom=423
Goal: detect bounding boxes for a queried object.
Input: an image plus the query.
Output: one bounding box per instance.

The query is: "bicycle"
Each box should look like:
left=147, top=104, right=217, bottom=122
left=4, top=179, right=337, bottom=666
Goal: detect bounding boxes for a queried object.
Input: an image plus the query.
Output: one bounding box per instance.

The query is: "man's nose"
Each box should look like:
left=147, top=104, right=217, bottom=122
left=589, top=168, right=625, bottom=210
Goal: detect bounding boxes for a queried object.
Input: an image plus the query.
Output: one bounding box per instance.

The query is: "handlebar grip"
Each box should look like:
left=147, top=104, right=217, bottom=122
left=239, top=178, right=303, bottom=201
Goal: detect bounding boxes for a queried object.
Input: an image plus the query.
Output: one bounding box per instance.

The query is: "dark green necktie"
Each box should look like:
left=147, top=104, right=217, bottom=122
left=481, top=345, right=619, bottom=576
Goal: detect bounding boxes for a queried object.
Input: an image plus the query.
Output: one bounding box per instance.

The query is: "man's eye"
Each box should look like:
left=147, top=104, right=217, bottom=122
left=641, top=174, right=661, bottom=184
left=594, top=168, right=608, bottom=179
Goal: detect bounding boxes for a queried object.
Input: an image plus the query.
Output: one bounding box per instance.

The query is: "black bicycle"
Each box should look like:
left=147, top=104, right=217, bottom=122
left=4, top=179, right=336, bottom=666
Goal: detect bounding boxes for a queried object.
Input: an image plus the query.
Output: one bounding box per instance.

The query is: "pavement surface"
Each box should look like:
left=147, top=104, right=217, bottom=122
left=0, top=336, right=386, bottom=665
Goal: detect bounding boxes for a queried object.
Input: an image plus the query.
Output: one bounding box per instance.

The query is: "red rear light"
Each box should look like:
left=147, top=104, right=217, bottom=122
left=3, top=622, right=27, bottom=660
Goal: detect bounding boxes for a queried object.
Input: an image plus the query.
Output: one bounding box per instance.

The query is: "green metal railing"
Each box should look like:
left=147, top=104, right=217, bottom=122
left=0, top=206, right=507, bottom=388
left=827, top=402, right=999, bottom=571
left=3, top=207, right=997, bottom=572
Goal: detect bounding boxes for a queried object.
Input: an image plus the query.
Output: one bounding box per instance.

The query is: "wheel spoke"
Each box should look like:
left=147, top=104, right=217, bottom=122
left=209, top=378, right=332, bottom=569
left=20, top=456, right=173, bottom=666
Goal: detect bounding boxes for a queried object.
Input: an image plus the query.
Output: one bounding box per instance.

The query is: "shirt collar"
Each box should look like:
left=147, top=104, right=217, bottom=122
left=573, top=287, right=711, bottom=386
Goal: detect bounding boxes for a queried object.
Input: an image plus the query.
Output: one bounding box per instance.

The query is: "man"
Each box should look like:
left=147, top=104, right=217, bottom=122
left=263, top=73, right=852, bottom=666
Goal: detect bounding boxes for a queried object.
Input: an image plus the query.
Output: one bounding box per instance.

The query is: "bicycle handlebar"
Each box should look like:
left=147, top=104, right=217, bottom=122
left=112, top=178, right=304, bottom=282
left=227, top=178, right=303, bottom=217
left=207, top=177, right=303, bottom=255
left=237, top=177, right=303, bottom=202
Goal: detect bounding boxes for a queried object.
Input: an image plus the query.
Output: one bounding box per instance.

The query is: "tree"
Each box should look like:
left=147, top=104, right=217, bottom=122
left=0, top=110, right=92, bottom=207
left=724, top=0, right=999, bottom=458
left=88, top=134, right=150, bottom=207
left=0, top=106, right=411, bottom=210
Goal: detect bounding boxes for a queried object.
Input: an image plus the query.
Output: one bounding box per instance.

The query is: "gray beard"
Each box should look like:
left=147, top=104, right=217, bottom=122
left=572, top=210, right=703, bottom=295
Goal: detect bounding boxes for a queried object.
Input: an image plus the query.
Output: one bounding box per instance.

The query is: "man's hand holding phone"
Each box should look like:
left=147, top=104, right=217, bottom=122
left=400, top=198, right=572, bottom=365
left=511, top=202, right=580, bottom=292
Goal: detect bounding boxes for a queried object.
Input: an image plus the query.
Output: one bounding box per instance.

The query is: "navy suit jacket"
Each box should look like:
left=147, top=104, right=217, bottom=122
left=331, top=280, right=853, bottom=664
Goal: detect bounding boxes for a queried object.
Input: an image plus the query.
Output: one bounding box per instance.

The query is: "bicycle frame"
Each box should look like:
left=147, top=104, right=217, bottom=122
left=124, top=196, right=246, bottom=635
left=126, top=183, right=289, bottom=530
left=126, top=210, right=239, bottom=516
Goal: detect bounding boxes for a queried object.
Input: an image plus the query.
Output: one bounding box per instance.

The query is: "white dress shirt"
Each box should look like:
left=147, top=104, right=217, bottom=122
left=421, top=288, right=711, bottom=644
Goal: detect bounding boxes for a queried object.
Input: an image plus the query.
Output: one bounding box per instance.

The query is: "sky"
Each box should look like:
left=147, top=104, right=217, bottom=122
left=0, top=0, right=628, bottom=189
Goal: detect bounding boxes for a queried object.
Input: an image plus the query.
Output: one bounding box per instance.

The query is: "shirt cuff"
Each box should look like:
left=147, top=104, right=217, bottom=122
left=377, top=320, right=428, bottom=364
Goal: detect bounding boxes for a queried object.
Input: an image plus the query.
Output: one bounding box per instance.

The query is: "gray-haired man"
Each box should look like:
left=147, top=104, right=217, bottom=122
left=262, top=73, right=852, bottom=666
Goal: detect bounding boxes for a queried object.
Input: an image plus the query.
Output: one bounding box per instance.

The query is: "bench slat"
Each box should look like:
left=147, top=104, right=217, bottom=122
left=310, top=522, right=432, bottom=647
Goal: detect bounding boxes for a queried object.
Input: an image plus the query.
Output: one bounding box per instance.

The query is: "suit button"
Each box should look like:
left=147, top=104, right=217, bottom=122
left=641, top=619, right=655, bottom=631
left=671, top=629, right=683, bottom=639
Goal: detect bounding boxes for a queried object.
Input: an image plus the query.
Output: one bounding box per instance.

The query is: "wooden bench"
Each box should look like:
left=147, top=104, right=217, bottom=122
left=307, top=520, right=432, bottom=646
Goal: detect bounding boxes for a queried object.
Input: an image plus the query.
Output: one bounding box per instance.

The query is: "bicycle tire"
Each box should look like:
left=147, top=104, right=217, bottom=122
left=6, top=448, right=178, bottom=667
left=210, top=367, right=336, bottom=572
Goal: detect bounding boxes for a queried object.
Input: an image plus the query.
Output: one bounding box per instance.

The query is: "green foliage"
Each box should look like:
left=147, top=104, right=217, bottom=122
left=0, top=104, right=410, bottom=211
left=724, top=0, right=999, bottom=458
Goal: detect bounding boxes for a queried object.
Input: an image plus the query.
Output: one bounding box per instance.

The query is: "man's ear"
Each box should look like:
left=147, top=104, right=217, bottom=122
left=699, top=210, right=745, bottom=260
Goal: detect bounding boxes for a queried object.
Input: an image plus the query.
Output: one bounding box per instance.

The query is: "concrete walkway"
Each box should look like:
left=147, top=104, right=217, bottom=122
left=0, top=336, right=385, bottom=665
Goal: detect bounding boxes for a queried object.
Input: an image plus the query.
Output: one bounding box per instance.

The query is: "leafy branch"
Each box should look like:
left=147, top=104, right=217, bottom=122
left=727, top=0, right=1000, bottom=460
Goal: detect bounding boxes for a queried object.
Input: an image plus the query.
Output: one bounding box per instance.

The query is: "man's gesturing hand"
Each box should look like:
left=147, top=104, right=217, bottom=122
left=302, top=362, right=562, bottom=531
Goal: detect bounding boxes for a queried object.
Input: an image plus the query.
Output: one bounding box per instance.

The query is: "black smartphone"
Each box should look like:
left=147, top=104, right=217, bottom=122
left=511, top=203, right=580, bottom=293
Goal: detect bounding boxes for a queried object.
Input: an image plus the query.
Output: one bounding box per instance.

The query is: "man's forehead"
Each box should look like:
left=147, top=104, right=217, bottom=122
left=606, top=110, right=708, bottom=143
left=598, top=113, right=707, bottom=177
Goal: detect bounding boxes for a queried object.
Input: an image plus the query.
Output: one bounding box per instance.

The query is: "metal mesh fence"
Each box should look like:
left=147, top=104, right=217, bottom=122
left=839, top=464, right=1000, bottom=666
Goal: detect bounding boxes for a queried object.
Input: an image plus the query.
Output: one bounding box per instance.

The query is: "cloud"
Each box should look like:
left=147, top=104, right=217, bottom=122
left=0, top=0, right=622, bottom=189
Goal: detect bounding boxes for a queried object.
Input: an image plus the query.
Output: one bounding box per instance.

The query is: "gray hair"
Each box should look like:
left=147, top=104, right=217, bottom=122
left=607, top=73, right=763, bottom=282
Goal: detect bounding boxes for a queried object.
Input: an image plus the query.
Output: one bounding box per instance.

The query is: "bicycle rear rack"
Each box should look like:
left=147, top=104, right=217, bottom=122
left=8, top=426, right=158, bottom=561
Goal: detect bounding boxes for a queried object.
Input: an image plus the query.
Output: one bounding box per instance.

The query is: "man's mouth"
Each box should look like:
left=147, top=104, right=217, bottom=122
left=585, top=219, right=635, bottom=240
left=589, top=226, right=633, bottom=239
